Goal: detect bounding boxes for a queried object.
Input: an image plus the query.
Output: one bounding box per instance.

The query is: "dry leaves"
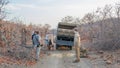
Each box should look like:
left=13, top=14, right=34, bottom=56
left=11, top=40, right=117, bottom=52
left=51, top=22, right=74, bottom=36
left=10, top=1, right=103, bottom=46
left=0, top=56, right=37, bottom=66
left=102, top=54, right=115, bottom=65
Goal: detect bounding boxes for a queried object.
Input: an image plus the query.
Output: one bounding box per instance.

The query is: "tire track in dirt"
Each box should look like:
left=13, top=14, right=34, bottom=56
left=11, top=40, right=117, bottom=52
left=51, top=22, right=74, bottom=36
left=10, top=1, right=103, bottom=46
left=32, top=50, right=94, bottom=68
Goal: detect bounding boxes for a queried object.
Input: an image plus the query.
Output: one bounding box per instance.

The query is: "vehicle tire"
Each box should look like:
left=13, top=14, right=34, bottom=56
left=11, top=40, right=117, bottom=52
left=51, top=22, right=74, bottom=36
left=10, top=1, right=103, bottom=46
left=56, top=45, right=58, bottom=50
left=70, top=46, right=72, bottom=50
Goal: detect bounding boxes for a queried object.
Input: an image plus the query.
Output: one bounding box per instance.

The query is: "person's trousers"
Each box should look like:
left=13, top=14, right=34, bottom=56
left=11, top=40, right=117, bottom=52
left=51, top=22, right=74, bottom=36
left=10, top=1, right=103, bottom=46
left=75, top=46, right=80, bottom=60
left=36, top=47, right=41, bottom=60
left=74, top=40, right=80, bottom=60
left=33, top=45, right=41, bottom=60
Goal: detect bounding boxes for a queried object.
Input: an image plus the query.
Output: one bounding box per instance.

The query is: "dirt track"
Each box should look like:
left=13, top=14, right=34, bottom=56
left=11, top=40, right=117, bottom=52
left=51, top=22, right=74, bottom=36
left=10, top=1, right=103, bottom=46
left=31, top=50, right=94, bottom=68
left=0, top=47, right=120, bottom=68
left=31, top=49, right=120, bottom=68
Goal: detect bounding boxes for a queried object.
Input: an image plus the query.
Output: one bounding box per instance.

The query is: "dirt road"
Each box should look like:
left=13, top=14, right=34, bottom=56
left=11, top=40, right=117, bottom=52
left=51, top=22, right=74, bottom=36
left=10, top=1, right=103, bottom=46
left=31, top=50, right=94, bottom=68
left=1, top=48, right=119, bottom=68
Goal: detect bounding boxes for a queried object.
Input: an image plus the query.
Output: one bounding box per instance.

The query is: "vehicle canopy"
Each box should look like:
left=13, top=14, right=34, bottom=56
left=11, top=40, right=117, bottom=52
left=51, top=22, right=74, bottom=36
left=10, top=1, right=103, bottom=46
left=57, top=22, right=77, bottom=37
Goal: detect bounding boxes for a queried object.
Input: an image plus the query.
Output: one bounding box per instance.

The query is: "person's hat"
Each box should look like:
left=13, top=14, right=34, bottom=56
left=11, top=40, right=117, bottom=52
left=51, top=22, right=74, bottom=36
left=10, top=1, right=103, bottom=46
left=74, top=27, right=78, bottom=31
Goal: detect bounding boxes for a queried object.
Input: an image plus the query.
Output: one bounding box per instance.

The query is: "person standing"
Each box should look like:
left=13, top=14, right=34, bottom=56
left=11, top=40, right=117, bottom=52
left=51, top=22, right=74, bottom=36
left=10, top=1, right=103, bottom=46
left=45, top=33, right=49, bottom=50
left=48, top=39, right=52, bottom=50
left=32, top=31, right=41, bottom=61
left=73, top=28, right=81, bottom=63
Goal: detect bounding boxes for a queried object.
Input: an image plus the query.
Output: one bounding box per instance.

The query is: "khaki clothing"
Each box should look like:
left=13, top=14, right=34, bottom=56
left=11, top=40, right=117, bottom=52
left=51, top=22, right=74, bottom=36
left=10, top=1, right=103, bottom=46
left=74, top=31, right=81, bottom=60
left=75, top=47, right=80, bottom=60
left=74, top=32, right=80, bottom=47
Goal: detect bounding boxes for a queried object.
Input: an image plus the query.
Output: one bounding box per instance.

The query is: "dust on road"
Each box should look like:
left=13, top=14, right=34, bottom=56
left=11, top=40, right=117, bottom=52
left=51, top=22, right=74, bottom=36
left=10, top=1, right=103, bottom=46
left=31, top=50, right=94, bottom=68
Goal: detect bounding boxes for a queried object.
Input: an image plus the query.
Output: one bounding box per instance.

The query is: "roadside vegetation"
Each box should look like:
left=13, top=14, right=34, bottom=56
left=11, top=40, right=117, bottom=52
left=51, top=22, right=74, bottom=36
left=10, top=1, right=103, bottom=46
left=0, top=0, right=120, bottom=67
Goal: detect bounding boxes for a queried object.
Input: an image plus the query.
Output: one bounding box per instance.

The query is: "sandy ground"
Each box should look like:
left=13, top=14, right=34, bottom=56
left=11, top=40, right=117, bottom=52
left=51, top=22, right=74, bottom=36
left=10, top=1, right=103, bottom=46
left=30, top=50, right=94, bottom=68
left=0, top=47, right=120, bottom=68
left=30, top=49, right=120, bottom=68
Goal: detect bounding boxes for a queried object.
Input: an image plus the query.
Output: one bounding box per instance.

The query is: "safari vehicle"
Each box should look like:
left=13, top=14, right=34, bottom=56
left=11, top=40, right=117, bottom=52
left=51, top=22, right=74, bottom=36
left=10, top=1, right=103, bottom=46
left=56, top=22, right=76, bottom=50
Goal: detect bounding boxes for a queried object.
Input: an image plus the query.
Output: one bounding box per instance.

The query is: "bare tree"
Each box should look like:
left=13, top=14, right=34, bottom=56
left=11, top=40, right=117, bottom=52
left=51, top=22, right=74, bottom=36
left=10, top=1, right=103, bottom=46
left=0, top=0, right=9, bottom=49
left=21, top=27, right=27, bottom=45
left=43, top=24, right=51, bottom=36
left=74, top=18, right=81, bottom=24
left=0, top=0, right=9, bottom=20
left=115, top=3, right=120, bottom=23
left=94, top=5, right=110, bottom=42
left=61, top=16, right=74, bottom=23
left=81, top=12, right=97, bottom=43
left=81, top=13, right=95, bottom=23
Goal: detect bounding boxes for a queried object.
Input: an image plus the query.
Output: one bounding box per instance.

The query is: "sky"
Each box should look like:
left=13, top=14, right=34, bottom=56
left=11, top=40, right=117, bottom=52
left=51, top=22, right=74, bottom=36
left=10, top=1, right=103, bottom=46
left=6, top=0, right=119, bottom=28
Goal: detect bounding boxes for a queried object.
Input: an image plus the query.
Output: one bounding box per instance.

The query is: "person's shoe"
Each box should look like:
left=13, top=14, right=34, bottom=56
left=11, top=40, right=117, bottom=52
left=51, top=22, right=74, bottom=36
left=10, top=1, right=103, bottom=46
left=73, top=59, right=80, bottom=63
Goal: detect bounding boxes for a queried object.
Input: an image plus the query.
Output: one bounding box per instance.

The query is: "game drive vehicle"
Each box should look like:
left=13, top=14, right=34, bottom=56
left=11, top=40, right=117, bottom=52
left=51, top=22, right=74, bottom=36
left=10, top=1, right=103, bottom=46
left=55, top=22, right=76, bottom=50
